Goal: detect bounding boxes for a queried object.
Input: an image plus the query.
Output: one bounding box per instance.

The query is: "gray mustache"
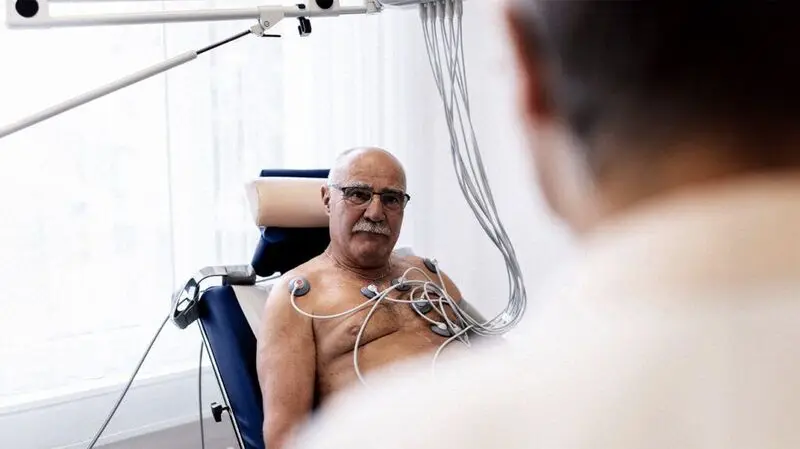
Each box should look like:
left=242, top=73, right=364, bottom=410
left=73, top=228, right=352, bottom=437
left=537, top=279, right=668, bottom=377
left=352, top=220, right=391, bottom=236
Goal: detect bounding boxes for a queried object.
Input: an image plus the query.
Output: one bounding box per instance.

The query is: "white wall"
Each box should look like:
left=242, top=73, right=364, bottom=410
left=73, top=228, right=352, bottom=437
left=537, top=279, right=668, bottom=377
left=0, top=366, right=232, bottom=449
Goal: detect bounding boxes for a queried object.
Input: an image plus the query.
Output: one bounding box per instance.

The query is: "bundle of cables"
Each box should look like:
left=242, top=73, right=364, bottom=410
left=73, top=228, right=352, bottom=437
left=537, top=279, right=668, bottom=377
left=288, top=261, right=475, bottom=384
left=419, top=0, right=527, bottom=336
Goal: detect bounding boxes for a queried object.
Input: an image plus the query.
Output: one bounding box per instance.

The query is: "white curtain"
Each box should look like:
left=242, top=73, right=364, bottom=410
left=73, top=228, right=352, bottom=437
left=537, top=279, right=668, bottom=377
left=0, top=0, right=432, bottom=412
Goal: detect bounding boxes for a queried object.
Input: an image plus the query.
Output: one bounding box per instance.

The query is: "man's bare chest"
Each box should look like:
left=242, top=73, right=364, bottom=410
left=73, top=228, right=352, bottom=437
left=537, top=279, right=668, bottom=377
left=308, top=278, right=447, bottom=362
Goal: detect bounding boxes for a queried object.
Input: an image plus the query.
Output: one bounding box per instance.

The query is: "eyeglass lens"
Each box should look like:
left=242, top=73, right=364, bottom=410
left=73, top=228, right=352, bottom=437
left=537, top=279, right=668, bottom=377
left=340, top=186, right=408, bottom=209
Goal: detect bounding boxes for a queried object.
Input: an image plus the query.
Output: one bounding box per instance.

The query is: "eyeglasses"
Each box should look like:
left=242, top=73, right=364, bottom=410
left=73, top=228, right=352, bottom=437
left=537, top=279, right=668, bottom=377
left=330, top=184, right=411, bottom=211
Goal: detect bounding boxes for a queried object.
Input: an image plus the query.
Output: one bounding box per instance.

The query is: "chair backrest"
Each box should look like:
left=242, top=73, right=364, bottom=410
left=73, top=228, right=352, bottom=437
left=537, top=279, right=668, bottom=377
left=250, top=169, right=331, bottom=276
left=198, top=168, right=330, bottom=449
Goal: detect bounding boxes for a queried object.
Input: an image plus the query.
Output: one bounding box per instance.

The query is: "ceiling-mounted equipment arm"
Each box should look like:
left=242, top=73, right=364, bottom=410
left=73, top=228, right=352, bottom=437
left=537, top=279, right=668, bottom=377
left=6, top=0, right=383, bottom=29
left=0, top=28, right=281, bottom=139
left=0, top=0, right=392, bottom=139
left=0, top=51, right=198, bottom=139
left=0, top=0, right=437, bottom=140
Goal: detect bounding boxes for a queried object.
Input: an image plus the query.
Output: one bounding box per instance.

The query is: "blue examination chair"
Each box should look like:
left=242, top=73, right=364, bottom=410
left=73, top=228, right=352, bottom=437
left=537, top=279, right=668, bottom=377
left=196, top=169, right=330, bottom=449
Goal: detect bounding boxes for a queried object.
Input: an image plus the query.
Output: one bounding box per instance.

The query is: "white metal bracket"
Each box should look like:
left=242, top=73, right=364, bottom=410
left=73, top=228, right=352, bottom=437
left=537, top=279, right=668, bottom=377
left=250, top=6, right=287, bottom=37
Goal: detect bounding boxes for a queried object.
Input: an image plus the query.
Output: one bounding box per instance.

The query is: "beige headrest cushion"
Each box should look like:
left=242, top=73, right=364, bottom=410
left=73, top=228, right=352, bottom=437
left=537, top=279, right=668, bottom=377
left=245, top=177, right=329, bottom=228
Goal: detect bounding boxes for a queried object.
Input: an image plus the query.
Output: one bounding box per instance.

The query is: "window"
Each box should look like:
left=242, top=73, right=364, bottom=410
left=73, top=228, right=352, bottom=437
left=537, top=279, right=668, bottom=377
left=0, top=0, right=399, bottom=410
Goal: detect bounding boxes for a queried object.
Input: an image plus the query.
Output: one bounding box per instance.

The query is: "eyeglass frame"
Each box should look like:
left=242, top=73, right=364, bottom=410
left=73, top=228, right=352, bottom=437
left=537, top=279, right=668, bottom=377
left=327, top=183, right=411, bottom=210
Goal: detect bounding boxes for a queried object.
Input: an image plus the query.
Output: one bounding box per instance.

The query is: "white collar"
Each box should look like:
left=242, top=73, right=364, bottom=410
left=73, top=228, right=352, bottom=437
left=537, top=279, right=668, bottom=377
left=547, top=173, right=800, bottom=310
left=507, top=173, right=800, bottom=345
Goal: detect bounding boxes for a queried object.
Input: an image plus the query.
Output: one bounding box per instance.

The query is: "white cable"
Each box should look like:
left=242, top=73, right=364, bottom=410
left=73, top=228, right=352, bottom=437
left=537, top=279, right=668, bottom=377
left=198, top=341, right=206, bottom=449
left=432, top=5, right=496, bottom=235
left=409, top=290, right=447, bottom=326
left=452, top=0, right=524, bottom=333
left=85, top=314, right=170, bottom=448
left=352, top=288, right=392, bottom=384
left=288, top=268, right=433, bottom=320
left=431, top=324, right=473, bottom=375
left=291, top=289, right=378, bottom=319
left=289, top=265, right=472, bottom=385
left=435, top=295, right=471, bottom=347
left=418, top=0, right=528, bottom=336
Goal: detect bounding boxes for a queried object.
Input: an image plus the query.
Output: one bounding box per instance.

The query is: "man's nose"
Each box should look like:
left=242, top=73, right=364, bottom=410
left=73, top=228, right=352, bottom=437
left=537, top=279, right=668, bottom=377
left=363, top=194, right=386, bottom=221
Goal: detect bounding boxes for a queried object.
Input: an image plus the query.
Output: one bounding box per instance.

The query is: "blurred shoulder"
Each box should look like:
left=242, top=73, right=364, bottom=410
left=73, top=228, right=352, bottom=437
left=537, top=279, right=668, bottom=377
left=287, top=307, right=639, bottom=449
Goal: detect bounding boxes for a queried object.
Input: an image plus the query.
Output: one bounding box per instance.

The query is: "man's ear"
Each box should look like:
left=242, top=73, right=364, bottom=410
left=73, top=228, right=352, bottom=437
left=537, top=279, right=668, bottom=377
left=321, top=185, right=331, bottom=215
left=504, top=5, right=553, bottom=124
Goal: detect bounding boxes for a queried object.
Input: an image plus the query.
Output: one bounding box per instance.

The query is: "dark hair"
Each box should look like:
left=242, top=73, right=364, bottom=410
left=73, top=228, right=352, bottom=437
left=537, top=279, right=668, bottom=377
left=514, top=1, right=800, bottom=171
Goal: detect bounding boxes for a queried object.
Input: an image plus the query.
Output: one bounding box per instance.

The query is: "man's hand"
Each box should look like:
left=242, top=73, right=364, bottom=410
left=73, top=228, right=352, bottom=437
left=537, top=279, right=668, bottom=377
left=256, top=275, right=317, bottom=449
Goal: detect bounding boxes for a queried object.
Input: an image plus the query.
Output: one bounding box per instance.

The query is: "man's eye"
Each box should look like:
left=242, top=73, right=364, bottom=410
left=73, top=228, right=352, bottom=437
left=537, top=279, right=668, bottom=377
left=346, top=189, right=372, bottom=202
left=383, top=194, right=401, bottom=205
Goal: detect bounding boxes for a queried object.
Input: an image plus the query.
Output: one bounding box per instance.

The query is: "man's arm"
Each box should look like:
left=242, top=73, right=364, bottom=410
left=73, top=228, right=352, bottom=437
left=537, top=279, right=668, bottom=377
left=429, top=265, right=511, bottom=348
left=456, top=297, right=489, bottom=324
left=432, top=267, right=488, bottom=324
left=256, top=276, right=316, bottom=449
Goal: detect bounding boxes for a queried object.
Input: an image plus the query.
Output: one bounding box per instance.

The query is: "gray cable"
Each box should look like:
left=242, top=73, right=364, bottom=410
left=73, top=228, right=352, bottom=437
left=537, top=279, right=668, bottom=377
left=85, top=314, right=170, bottom=449
left=199, top=340, right=206, bottom=449
left=419, top=0, right=528, bottom=336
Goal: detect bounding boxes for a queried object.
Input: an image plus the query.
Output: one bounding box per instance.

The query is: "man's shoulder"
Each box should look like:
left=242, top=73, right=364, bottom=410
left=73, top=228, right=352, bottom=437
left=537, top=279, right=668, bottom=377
left=392, top=252, right=436, bottom=271
left=264, top=255, right=328, bottom=307
left=277, top=255, right=328, bottom=284
left=394, top=253, right=423, bottom=266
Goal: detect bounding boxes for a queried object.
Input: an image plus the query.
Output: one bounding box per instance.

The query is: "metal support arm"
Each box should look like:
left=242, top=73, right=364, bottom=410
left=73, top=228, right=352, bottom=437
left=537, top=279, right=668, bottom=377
left=0, top=1, right=384, bottom=139
left=6, top=0, right=381, bottom=28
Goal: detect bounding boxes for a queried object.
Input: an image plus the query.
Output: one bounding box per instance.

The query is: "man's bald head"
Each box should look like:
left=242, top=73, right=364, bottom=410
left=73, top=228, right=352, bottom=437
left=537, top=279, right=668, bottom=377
left=328, top=147, right=407, bottom=189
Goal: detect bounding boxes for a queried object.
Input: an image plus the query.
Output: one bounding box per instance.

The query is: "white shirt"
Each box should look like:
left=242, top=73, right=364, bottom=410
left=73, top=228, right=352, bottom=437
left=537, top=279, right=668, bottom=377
left=289, top=175, right=800, bottom=449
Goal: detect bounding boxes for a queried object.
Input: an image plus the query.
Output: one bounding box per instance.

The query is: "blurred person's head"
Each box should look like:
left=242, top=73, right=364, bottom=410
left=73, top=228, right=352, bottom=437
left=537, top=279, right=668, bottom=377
left=504, top=0, right=800, bottom=234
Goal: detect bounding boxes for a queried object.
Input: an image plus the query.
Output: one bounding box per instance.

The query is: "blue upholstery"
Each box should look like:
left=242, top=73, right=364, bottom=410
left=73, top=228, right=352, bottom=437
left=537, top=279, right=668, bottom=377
left=198, top=169, right=331, bottom=449
left=199, top=285, right=263, bottom=449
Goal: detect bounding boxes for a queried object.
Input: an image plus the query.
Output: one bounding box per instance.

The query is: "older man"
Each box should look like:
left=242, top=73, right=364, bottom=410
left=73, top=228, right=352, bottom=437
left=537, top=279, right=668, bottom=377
left=287, top=2, right=800, bottom=449
left=256, top=147, right=485, bottom=449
